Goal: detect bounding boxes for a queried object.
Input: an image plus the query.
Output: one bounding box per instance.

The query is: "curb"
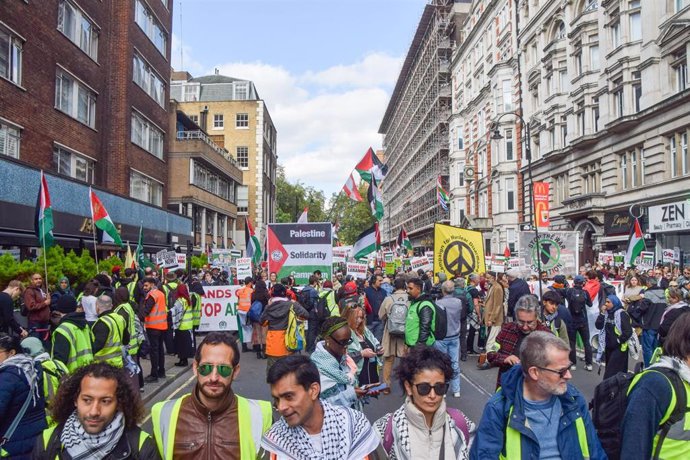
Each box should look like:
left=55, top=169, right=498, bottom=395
left=142, top=363, right=192, bottom=405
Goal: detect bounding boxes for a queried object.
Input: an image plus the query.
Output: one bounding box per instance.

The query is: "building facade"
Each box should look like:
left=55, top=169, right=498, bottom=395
left=170, top=72, right=277, bottom=251
left=0, top=0, right=192, bottom=255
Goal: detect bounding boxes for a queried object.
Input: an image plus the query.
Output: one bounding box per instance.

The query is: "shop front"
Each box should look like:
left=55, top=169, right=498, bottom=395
left=647, top=200, right=690, bottom=266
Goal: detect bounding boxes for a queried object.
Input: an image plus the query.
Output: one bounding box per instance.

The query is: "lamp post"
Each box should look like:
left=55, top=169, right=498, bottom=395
left=491, top=112, right=543, bottom=301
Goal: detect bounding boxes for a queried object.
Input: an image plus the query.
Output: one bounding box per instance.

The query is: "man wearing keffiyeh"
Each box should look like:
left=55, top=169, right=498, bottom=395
left=262, top=355, right=386, bottom=460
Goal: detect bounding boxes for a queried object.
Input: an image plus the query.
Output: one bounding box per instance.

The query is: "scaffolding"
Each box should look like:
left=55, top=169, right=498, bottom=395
left=379, top=0, right=462, bottom=247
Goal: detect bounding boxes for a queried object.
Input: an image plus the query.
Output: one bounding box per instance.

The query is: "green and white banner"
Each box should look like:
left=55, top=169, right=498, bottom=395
left=267, top=223, right=333, bottom=283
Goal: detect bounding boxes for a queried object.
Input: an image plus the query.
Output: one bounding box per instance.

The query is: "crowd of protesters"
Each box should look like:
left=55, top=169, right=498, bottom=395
left=1, top=258, right=690, bottom=459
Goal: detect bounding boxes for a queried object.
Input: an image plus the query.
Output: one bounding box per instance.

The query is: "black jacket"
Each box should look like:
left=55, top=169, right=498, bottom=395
left=638, top=286, right=667, bottom=330
left=507, top=278, right=531, bottom=317
left=51, top=312, right=89, bottom=367
left=411, top=294, right=434, bottom=344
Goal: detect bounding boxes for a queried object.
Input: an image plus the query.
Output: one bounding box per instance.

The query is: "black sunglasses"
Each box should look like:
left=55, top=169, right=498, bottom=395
left=536, top=365, right=572, bottom=378
left=330, top=336, right=354, bottom=347
left=414, top=382, right=449, bottom=396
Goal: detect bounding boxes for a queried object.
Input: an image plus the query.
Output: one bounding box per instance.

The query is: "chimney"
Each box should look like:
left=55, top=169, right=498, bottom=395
left=214, top=68, right=219, bottom=75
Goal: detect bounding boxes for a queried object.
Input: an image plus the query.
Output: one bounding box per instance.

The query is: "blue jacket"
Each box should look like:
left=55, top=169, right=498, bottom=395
left=470, top=365, right=606, bottom=460
left=0, top=360, right=47, bottom=459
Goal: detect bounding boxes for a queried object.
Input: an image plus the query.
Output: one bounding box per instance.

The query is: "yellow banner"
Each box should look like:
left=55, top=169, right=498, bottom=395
left=433, top=223, right=486, bottom=279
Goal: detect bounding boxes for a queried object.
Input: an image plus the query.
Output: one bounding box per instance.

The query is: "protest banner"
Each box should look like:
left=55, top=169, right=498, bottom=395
left=267, top=223, right=333, bottom=283
left=662, top=248, right=674, bottom=264
left=197, top=285, right=242, bottom=332
left=517, top=231, right=579, bottom=276
left=346, top=262, right=368, bottom=279
left=332, top=246, right=350, bottom=263
left=235, top=257, right=253, bottom=281
left=598, top=252, right=614, bottom=265
left=433, top=224, right=486, bottom=279
left=410, top=256, right=433, bottom=273
left=385, top=261, right=395, bottom=276
left=635, top=251, right=655, bottom=271
left=154, top=250, right=178, bottom=269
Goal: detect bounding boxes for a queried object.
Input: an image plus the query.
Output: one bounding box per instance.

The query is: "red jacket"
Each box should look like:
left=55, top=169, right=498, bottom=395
left=23, top=286, right=50, bottom=323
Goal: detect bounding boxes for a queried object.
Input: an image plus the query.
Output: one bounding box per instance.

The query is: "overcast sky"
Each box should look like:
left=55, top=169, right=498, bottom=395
left=172, top=0, right=427, bottom=197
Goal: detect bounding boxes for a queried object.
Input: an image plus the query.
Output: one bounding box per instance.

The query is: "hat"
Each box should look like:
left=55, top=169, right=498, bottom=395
left=111, top=266, right=121, bottom=274
left=574, top=275, right=586, bottom=284
left=506, top=269, right=520, bottom=278
left=55, top=294, right=78, bottom=314
left=553, top=275, right=566, bottom=285
left=343, top=281, right=358, bottom=296
left=21, top=337, right=44, bottom=357
left=165, top=271, right=177, bottom=281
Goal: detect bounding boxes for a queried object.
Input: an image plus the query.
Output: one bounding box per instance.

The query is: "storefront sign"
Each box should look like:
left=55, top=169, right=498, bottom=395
left=648, top=201, right=690, bottom=233
left=534, top=182, right=550, bottom=228
left=197, top=285, right=241, bottom=332
left=604, top=212, right=633, bottom=235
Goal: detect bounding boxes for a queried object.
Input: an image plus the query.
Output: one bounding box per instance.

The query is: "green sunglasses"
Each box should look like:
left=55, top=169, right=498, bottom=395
left=197, top=363, right=234, bottom=378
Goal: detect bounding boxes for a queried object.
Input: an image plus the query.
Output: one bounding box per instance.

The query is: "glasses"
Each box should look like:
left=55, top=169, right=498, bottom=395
left=516, top=319, right=537, bottom=327
left=536, top=365, right=572, bottom=378
left=414, top=382, right=449, bottom=396
left=197, top=363, right=234, bottom=378
left=330, top=336, right=354, bottom=347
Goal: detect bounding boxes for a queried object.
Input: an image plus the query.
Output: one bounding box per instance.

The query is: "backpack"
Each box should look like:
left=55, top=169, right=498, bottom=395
left=590, top=367, right=687, bottom=460
left=429, top=300, right=448, bottom=341
left=568, top=288, right=588, bottom=316
left=285, top=303, right=306, bottom=352
left=387, top=297, right=408, bottom=337
left=297, top=288, right=314, bottom=312
left=248, top=300, right=263, bottom=323
left=314, top=292, right=331, bottom=321
left=382, top=408, right=469, bottom=456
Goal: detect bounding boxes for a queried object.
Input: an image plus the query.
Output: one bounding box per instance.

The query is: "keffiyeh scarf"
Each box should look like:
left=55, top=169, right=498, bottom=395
left=60, top=410, right=125, bottom=460
left=650, top=355, right=690, bottom=385
left=261, top=401, right=380, bottom=460
left=0, top=353, right=41, bottom=406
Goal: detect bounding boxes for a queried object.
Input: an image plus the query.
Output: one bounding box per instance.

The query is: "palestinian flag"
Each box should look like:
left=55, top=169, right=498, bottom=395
left=437, top=176, right=449, bottom=211
left=342, top=172, right=362, bottom=202
left=34, top=171, right=55, bottom=249
left=355, top=147, right=388, bottom=183
left=625, top=217, right=645, bottom=266
left=245, top=218, right=261, bottom=265
left=90, top=188, right=123, bottom=247
left=396, top=226, right=412, bottom=252
left=367, top=175, right=384, bottom=221
left=353, top=223, right=380, bottom=259
left=297, top=207, right=308, bottom=223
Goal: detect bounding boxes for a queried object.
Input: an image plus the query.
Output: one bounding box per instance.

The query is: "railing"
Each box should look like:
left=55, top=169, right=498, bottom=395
left=176, top=130, right=239, bottom=168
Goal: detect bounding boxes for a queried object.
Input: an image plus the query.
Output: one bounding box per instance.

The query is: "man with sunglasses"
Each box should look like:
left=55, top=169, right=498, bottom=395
left=151, top=332, right=272, bottom=460
left=471, top=331, right=606, bottom=460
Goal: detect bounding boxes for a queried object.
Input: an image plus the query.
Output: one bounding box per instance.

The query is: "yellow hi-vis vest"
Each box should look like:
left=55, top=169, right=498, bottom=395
left=91, top=312, right=126, bottom=367
left=39, top=425, right=150, bottom=458
left=178, top=297, right=194, bottom=331
left=51, top=322, right=93, bottom=373
left=40, top=358, right=68, bottom=404
left=114, top=302, right=140, bottom=356
left=191, top=292, right=202, bottom=328
left=151, top=394, right=272, bottom=460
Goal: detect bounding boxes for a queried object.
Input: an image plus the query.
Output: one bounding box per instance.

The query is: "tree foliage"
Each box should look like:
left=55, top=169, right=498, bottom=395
left=276, top=165, right=328, bottom=223
left=328, top=182, right=376, bottom=245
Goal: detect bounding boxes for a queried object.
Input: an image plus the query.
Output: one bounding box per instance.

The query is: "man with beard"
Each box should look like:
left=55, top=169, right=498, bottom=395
left=151, top=332, right=272, bottom=460
left=261, top=355, right=384, bottom=459
left=471, top=332, right=605, bottom=460
left=487, top=295, right=551, bottom=390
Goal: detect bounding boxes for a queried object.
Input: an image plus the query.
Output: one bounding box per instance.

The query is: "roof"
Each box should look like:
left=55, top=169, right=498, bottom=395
left=190, top=75, right=243, bottom=84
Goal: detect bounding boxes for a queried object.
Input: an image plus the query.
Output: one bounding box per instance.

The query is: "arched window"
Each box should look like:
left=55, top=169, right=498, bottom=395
left=556, top=21, right=566, bottom=40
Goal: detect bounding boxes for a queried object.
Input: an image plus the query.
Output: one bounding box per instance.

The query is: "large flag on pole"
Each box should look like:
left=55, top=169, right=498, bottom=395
left=625, top=217, right=645, bottom=266
left=89, top=188, right=123, bottom=247
left=437, top=175, right=449, bottom=211
left=367, top=175, right=384, bottom=221
left=135, top=225, right=146, bottom=268
left=34, top=171, right=55, bottom=249
left=342, top=173, right=363, bottom=202
left=355, top=147, right=388, bottom=183
left=352, top=223, right=380, bottom=259
left=396, top=226, right=412, bottom=252
left=245, top=219, right=261, bottom=265
left=297, top=207, right=309, bottom=223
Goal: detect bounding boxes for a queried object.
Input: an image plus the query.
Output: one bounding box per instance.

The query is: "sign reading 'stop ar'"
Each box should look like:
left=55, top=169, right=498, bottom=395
left=267, top=223, right=333, bottom=284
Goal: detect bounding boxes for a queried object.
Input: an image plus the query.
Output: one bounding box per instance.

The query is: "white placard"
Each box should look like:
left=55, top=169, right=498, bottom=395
left=410, top=256, right=433, bottom=273
left=346, top=262, right=368, bottom=279
left=197, top=285, right=242, bottom=332
left=235, top=257, right=253, bottom=280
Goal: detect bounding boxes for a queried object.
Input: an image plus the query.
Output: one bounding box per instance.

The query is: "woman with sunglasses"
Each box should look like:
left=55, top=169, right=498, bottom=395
left=343, top=305, right=383, bottom=386
left=373, top=345, right=475, bottom=459
left=310, top=316, right=362, bottom=410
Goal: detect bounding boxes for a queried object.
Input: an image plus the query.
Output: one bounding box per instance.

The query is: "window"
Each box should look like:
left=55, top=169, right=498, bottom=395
left=553, top=173, right=569, bottom=203
left=505, top=129, right=514, bottom=161
left=556, top=22, right=566, bottom=40
left=630, top=8, right=641, bottom=41
left=213, top=114, right=224, bottom=129
left=234, top=83, right=248, bottom=100
left=134, top=0, right=167, bottom=55
left=640, top=148, right=646, bottom=183
left=575, top=50, right=583, bottom=76
left=677, top=0, right=690, bottom=13
left=559, top=67, right=568, bottom=93
left=584, top=0, right=598, bottom=13
left=582, top=162, right=601, bottom=194
left=236, top=113, right=248, bottom=128
left=237, top=185, right=249, bottom=213
left=478, top=150, right=486, bottom=177
left=192, top=160, right=234, bottom=201
left=620, top=154, right=628, bottom=189
left=576, top=102, right=585, bottom=136
left=673, top=52, right=687, bottom=92
left=130, top=170, right=162, bottom=206
left=631, top=149, right=638, bottom=187
left=506, top=228, right=516, bottom=253
left=458, top=162, right=465, bottom=187
left=53, top=145, right=94, bottom=183
left=189, top=114, right=198, bottom=124
left=505, top=177, right=516, bottom=211
left=478, top=190, right=488, bottom=218
left=611, top=20, right=621, bottom=48
left=0, top=26, right=22, bottom=85
left=55, top=69, right=96, bottom=128
left=502, top=80, right=512, bottom=111
left=183, top=84, right=198, bottom=102
left=670, top=135, right=678, bottom=177
left=612, top=80, right=624, bottom=117
left=590, top=44, right=599, bottom=70
left=133, top=53, right=165, bottom=106
left=131, top=111, right=164, bottom=159
left=0, top=121, right=20, bottom=158
left=592, top=98, right=600, bottom=132
left=633, top=82, right=642, bottom=112
left=684, top=133, right=689, bottom=175
left=560, top=115, right=567, bottom=147
left=58, top=0, right=98, bottom=60
left=236, top=146, right=249, bottom=168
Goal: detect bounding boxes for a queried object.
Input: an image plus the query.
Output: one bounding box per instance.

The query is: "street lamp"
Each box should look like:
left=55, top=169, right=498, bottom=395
left=490, top=112, right=543, bottom=301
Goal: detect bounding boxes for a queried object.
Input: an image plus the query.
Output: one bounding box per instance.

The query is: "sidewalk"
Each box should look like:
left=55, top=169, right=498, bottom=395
left=140, top=353, right=192, bottom=405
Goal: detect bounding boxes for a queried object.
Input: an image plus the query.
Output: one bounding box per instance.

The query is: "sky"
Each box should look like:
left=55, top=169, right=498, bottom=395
left=172, top=0, right=428, bottom=198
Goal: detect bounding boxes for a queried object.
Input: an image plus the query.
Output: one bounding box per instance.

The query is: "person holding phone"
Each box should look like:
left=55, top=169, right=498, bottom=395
left=344, top=305, right=383, bottom=387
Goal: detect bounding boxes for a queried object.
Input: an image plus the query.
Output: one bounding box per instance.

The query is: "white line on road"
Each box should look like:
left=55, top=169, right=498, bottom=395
left=460, top=372, right=492, bottom=398
left=141, top=373, right=197, bottom=425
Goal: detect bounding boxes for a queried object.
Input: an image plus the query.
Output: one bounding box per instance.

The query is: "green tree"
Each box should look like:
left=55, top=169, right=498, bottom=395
left=328, top=182, right=376, bottom=245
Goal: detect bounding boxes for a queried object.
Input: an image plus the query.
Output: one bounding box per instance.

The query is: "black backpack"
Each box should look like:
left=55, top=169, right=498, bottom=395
left=314, top=291, right=331, bottom=321
left=297, top=288, right=314, bottom=312
left=432, top=301, right=448, bottom=341
left=590, top=368, right=687, bottom=460
left=568, top=288, right=588, bottom=316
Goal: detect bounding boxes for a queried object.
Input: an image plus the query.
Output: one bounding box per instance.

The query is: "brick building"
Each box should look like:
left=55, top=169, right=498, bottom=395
left=0, top=0, right=191, bottom=254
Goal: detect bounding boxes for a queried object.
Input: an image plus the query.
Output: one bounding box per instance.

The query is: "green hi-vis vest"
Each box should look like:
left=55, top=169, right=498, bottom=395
left=40, top=358, right=68, bottom=403
left=151, top=394, right=272, bottom=460
left=500, top=405, right=591, bottom=460
left=39, top=425, right=150, bottom=458
left=191, top=292, right=202, bottom=328
left=178, top=297, right=194, bottom=331
left=319, top=289, right=338, bottom=316
left=629, top=370, right=690, bottom=459
left=404, top=299, right=436, bottom=347
left=52, top=322, right=93, bottom=373
left=162, top=281, right=179, bottom=308
left=127, top=281, right=137, bottom=303
left=91, top=312, right=126, bottom=367
left=114, top=302, right=140, bottom=356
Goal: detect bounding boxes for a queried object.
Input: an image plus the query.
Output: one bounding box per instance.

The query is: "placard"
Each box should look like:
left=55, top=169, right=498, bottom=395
left=154, top=250, right=178, bottom=268
left=410, top=256, right=433, bottom=273
left=662, top=248, right=674, bottom=264
left=197, top=285, right=242, bottom=332
left=332, top=246, right=350, bottom=263
left=346, top=262, right=368, bottom=279
left=235, top=257, right=253, bottom=281
left=517, top=231, right=579, bottom=276
left=267, top=223, right=333, bottom=283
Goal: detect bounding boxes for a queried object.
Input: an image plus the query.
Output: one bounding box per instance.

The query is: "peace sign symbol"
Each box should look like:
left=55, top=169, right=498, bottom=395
left=443, top=241, right=476, bottom=276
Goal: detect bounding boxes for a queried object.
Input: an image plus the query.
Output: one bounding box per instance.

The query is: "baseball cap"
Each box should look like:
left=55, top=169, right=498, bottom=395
left=574, top=275, right=586, bottom=284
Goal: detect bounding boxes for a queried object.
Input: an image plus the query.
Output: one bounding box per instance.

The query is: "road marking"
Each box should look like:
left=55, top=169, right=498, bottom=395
left=141, top=373, right=197, bottom=425
left=460, top=372, right=492, bottom=397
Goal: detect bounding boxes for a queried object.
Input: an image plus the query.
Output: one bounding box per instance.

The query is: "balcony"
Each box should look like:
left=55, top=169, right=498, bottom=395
left=560, top=192, right=606, bottom=223
left=466, top=215, right=493, bottom=232
left=176, top=130, right=239, bottom=169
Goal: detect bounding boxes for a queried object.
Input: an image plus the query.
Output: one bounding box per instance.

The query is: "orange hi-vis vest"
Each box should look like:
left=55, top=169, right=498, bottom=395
left=145, top=289, right=168, bottom=330
left=237, top=286, right=253, bottom=312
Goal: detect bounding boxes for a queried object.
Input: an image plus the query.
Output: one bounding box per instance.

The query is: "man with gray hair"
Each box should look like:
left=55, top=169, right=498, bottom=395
left=466, top=273, right=484, bottom=355
left=91, top=294, right=128, bottom=367
left=434, top=280, right=464, bottom=397
left=471, top=331, right=605, bottom=459
left=487, top=295, right=551, bottom=390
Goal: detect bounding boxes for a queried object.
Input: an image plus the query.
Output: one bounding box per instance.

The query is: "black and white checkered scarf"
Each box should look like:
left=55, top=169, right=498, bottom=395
left=60, top=410, right=124, bottom=460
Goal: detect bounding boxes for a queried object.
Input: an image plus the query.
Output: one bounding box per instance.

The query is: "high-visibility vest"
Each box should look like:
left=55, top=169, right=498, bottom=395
left=499, top=404, right=591, bottom=459
left=162, top=281, right=179, bottom=308
left=114, top=302, right=140, bottom=356
left=151, top=394, right=272, bottom=460
left=319, top=289, right=338, bottom=316
left=126, top=281, right=137, bottom=303
left=191, top=292, right=202, bottom=328
left=39, top=425, right=151, bottom=458
left=91, top=312, right=126, bottom=367
left=51, top=322, right=93, bottom=373
left=237, top=286, right=253, bottom=312
left=145, top=289, right=168, bottom=330
left=40, top=358, right=68, bottom=404
left=178, top=297, right=194, bottom=331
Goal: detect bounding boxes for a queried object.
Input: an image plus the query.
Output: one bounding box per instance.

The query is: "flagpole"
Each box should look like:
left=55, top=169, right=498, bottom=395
left=89, top=187, right=99, bottom=273
left=40, top=191, right=49, bottom=294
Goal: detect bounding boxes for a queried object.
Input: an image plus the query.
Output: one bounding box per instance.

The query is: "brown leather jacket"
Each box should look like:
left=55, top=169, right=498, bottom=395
left=23, top=286, right=50, bottom=323
left=171, top=385, right=243, bottom=460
